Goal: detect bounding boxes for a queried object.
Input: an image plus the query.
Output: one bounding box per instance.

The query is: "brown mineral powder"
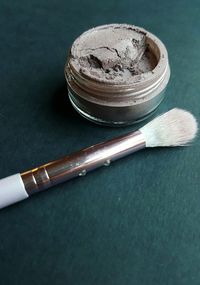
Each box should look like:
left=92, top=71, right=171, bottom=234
left=70, top=24, right=158, bottom=84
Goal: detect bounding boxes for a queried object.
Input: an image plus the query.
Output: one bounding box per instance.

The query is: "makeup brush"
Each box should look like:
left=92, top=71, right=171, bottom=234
left=0, top=108, right=198, bottom=209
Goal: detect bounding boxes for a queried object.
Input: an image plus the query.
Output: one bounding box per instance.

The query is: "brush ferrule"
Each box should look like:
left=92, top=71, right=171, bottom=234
left=21, top=130, right=146, bottom=195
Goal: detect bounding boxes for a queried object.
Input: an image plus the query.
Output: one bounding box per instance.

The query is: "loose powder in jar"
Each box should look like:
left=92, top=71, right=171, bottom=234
left=65, top=24, right=170, bottom=126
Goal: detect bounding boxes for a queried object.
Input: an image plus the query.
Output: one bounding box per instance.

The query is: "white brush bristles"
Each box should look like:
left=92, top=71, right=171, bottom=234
left=139, top=108, right=198, bottom=147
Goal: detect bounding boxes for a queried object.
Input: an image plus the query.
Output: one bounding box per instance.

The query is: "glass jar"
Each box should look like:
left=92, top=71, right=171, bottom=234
left=65, top=24, right=170, bottom=126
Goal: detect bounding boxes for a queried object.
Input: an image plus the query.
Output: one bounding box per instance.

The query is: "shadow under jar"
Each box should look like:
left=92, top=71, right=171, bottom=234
left=65, top=24, right=170, bottom=126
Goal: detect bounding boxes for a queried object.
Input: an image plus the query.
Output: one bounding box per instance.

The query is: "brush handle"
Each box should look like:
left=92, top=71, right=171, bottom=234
left=0, top=131, right=145, bottom=209
left=0, top=174, right=28, bottom=209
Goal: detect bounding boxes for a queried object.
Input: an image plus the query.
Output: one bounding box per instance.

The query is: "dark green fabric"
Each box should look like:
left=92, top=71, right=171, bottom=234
left=0, top=1, right=200, bottom=284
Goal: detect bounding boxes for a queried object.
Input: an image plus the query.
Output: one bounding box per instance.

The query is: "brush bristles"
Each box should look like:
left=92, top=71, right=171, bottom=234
left=139, top=108, right=198, bottom=147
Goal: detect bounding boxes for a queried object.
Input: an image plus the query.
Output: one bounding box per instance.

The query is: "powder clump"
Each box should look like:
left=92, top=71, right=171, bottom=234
left=70, top=24, right=157, bottom=83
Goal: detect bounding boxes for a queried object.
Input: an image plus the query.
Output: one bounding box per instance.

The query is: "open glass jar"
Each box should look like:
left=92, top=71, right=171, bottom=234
left=65, top=24, right=170, bottom=126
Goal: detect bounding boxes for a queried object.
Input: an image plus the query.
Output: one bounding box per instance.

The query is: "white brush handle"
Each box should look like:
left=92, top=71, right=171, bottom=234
left=0, top=174, right=28, bottom=209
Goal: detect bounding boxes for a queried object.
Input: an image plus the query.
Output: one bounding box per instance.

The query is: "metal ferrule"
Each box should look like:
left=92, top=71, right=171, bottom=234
left=21, top=130, right=145, bottom=196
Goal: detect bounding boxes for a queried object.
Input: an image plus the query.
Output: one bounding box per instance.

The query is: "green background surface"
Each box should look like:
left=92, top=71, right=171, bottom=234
left=0, top=1, right=200, bottom=284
